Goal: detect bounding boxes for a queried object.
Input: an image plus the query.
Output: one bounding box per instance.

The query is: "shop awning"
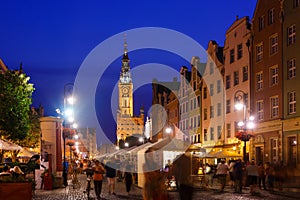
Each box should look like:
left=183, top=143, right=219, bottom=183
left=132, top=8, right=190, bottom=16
left=206, top=150, right=242, bottom=158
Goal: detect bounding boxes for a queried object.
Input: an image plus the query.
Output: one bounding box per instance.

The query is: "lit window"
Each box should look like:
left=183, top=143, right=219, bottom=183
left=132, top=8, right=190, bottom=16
left=288, top=25, right=296, bottom=46
left=256, top=43, right=263, bottom=62
left=270, top=34, right=278, bottom=55
left=270, top=66, right=279, bottom=86
left=256, top=71, right=263, bottom=91
left=288, top=58, right=296, bottom=79
left=288, top=91, right=296, bottom=114
left=257, top=100, right=264, bottom=120
left=270, top=96, right=279, bottom=118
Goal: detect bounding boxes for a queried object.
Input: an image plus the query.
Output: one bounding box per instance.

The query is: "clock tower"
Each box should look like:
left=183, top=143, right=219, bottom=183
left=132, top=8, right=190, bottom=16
left=118, top=40, right=133, bottom=116
left=116, top=39, right=144, bottom=146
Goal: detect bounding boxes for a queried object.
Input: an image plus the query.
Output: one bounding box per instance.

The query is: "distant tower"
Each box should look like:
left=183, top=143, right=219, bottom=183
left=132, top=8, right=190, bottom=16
left=116, top=38, right=144, bottom=146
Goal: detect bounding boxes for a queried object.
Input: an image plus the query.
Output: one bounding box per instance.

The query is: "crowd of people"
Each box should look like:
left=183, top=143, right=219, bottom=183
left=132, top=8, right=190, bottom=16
left=213, top=158, right=288, bottom=195
left=68, top=156, right=134, bottom=199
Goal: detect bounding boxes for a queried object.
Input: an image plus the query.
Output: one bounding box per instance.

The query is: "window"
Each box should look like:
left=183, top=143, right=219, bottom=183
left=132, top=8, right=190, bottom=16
left=226, top=99, right=231, bottom=114
left=203, top=87, right=207, bottom=99
left=237, top=43, right=243, bottom=59
left=217, top=126, right=222, bottom=139
left=257, top=100, right=264, bottom=120
left=288, top=25, right=296, bottom=46
left=226, top=75, right=230, bottom=89
left=256, top=71, right=263, bottom=91
left=230, top=49, right=235, bottom=63
left=204, top=129, right=207, bottom=141
left=256, top=43, right=263, bottom=62
left=210, top=127, right=214, bottom=140
left=204, top=108, right=207, bottom=120
left=270, top=34, right=278, bottom=55
left=217, top=80, right=221, bottom=93
left=243, top=66, right=248, bottom=82
left=210, top=106, right=214, bottom=118
left=190, top=117, right=193, bottom=129
left=210, top=84, right=214, bottom=96
left=217, top=103, right=221, bottom=116
left=270, top=96, right=279, bottom=118
left=234, top=71, right=239, bottom=86
left=293, top=0, right=300, bottom=8
left=268, top=8, right=274, bottom=25
left=209, top=62, right=214, bottom=74
left=226, top=123, right=231, bottom=138
left=270, top=138, right=278, bottom=163
left=270, top=66, right=278, bottom=86
left=259, top=15, right=265, bottom=31
left=288, top=91, right=296, bottom=114
left=288, top=58, right=296, bottom=79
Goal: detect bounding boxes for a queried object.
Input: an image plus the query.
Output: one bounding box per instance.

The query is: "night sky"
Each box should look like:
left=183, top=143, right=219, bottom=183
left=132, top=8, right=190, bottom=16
left=0, top=0, right=257, bottom=145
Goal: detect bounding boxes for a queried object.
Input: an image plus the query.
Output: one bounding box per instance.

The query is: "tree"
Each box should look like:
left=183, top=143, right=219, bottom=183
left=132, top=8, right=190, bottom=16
left=0, top=69, right=34, bottom=144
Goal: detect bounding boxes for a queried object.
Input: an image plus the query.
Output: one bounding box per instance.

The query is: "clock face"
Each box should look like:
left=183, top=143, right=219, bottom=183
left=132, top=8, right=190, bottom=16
left=122, top=87, right=129, bottom=94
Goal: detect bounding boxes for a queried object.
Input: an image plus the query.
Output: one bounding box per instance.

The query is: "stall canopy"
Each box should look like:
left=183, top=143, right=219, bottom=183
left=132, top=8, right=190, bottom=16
left=0, top=139, right=22, bottom=150
left=206, top=150, right=242, bottom=158
left=17, top=148, right=39, bottom=158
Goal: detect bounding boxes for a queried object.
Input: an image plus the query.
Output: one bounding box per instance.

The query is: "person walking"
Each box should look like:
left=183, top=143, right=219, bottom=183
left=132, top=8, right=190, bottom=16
left=265, top=162, right=275, bottom=192
left=105, top=157, right=117, bottom=195
left=257, top=162, right=266, bottom=190
left=233, top=158, right=244, bottom=193
left=173, top=152, right=194, bottom=200
left=246, top=160, right=259, bottom=195
left=216, top=159, right=229, bottom=192
left=124, top=163, right=133, bottom=196
left=143, top=147, right=168, bottom=200
left=93, top=160, right=105, bottom=199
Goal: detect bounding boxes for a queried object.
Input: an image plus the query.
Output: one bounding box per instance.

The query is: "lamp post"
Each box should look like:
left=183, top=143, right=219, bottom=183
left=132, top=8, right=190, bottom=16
left=62, top=83, right=75, bottom=187
left=234, top=90, right=255, bottom=163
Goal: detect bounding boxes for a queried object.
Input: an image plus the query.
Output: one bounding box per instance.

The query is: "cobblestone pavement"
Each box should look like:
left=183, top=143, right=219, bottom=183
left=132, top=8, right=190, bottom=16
left=34, top=174, right=299, bottom=200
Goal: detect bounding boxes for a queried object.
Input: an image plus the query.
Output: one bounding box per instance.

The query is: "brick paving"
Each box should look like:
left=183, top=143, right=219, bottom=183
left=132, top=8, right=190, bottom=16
left=34, top=174, right=300, bottom=200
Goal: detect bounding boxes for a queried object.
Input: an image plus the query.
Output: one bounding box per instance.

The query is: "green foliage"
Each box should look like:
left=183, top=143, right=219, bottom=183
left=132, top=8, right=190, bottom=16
left=0, top=70, right=34, bottom=143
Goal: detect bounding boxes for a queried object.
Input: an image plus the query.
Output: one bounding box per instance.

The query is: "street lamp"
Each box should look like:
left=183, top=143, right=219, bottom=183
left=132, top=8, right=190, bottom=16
left=234, top=90, right=255, bottom=163
left=62, top=83, right=75, bottom=187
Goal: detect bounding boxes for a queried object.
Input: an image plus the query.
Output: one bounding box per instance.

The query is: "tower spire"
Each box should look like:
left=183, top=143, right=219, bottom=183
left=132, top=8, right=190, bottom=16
left=124, top=33, right=128, bottom=55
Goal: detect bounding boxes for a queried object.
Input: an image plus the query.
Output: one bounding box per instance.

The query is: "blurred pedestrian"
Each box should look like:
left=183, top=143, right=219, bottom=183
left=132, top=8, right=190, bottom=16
left=105, top=157, right=117, bottom=195
left=246, top=160, right=259, bottom=195
left=233, top=158, right=243, bottom=193
left=257, top=162, right=266, bottom=190
left=143, top=147, right=168, bottom=200
left=216, top=159, right=229, bottom=192
left=228, top=160, right=235, bottom=187
left=173, top=152, right=193, bottom=200
left=93, top=160, right=105, bottom=199
left=265, top=162, right=275, bottom=192
left=124, top=163, right=133, bottom=196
